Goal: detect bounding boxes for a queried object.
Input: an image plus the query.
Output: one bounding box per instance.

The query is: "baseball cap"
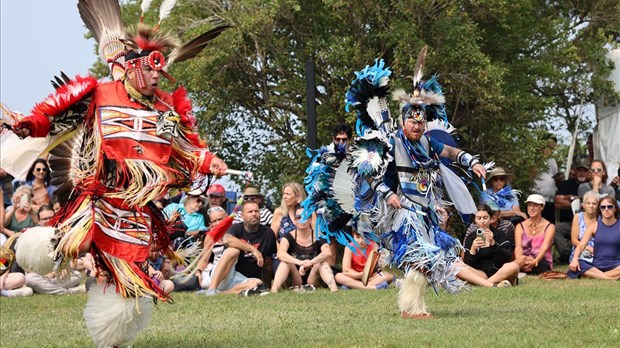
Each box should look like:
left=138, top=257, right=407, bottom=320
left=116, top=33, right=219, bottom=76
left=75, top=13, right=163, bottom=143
left=573, top=158, right=590, bottom=170
left=207, top=184, right=226, bottom=197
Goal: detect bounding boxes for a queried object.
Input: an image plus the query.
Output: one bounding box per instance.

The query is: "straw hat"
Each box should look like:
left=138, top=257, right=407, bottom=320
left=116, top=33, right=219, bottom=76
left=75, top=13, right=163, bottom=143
left=487, top=167, right=513, bottom=182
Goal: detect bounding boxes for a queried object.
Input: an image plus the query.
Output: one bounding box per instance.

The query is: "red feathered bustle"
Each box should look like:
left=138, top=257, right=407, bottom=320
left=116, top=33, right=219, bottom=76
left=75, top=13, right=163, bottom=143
left=31, top=75, right=98, bottom=117
left=171, top=87, right=194, bottom=127
left=205, top=215, right=234, bottom=245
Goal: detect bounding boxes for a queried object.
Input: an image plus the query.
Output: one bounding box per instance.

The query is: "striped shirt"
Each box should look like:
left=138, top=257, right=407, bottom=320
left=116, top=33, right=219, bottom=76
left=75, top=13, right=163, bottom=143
left=234, top=207, right=273, bottom=226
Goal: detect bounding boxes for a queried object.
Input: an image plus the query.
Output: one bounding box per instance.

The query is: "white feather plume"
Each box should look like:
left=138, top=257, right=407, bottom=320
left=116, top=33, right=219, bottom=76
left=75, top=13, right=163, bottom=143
left=141, top=0, right=154, bottom=14
left=158, top=0, right=177, bottom=22
left=84, top=283, right=154, bottom=348
left=333, top=163, right=355, bottom=213
left=15, top=227, right=56, bottom=275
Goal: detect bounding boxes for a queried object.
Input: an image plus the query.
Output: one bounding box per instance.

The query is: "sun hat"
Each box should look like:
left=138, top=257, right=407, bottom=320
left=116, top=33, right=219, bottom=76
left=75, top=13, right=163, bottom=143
left=525, top=194, right=545, bottom=206
left=487, top=167, right=514, bottom=182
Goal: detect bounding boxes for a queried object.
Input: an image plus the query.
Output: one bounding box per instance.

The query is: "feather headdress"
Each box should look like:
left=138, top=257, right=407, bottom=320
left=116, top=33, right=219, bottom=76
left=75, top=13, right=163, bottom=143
left=77, top=0, right=230, bottom=81
left=392, top=46, right=448, bottom=123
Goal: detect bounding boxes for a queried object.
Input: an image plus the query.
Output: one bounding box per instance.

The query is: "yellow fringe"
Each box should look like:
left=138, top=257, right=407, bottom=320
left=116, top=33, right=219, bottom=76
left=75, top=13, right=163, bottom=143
left=56, top=197, right=94, bottom=258
left=104, top=251, right=160, bottom=299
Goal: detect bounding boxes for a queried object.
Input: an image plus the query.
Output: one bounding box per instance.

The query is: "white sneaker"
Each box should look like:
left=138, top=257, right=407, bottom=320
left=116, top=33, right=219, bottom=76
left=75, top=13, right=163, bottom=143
left=518, top=272, right=527, bottom=279
left=67, top=284, right=86, bottom=294
left=4, top=287, right=34, bottom=297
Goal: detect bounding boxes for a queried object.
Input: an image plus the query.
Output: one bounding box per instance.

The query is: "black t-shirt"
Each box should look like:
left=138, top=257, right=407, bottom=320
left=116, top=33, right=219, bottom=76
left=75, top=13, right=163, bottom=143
left=556, top=179, right=580, bottom=222
left=463, top=227, right=512, bottom=277
left=226, top=223, right=277, bottom=279
left=283, top=232, right=326, bottom=260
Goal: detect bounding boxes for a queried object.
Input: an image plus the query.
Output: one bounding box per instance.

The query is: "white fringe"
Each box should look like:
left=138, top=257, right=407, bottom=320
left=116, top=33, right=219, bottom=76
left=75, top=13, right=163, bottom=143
left=15, top=227, right=56, bottom=275
left=398, top=270, right=429, bottom=316
left=84, top=283, right=154, bottom=348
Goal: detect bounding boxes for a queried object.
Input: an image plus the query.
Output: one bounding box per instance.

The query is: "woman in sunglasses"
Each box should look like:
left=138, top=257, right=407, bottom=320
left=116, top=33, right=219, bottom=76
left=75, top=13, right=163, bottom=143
left=271, top=207, right=338, bottom=293
left=578, top=160, right=615, bottom=198
left=481, top=167, right=528, bottom=225
left=18, top=158, right=53, bottom=214
left=568, top=195, right=620, bottom=279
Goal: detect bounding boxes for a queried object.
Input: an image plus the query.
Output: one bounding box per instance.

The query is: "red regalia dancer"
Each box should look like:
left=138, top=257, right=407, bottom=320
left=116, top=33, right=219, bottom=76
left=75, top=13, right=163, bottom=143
left=2, top=1, right=231, bottom=346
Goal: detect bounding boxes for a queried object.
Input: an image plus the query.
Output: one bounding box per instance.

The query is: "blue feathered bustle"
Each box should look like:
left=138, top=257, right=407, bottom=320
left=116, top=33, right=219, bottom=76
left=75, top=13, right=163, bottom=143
left=345, top=59, right=392, bottom=135
left=301, top=144, right=353, bottom=245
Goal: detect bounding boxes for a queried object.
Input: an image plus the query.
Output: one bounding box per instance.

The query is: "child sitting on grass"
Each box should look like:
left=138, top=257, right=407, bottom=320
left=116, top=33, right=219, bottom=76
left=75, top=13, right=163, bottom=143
left=335, top=228, right=394, bottom=290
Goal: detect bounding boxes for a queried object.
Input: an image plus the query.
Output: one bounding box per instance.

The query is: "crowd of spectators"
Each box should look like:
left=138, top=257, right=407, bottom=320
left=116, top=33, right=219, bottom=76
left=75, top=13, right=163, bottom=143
left=2, top=128, right=619, bottom=298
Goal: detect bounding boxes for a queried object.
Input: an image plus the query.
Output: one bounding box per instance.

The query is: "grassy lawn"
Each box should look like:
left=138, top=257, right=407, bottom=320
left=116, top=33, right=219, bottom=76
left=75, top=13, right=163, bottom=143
left=1, top=275, right=619, bottom=347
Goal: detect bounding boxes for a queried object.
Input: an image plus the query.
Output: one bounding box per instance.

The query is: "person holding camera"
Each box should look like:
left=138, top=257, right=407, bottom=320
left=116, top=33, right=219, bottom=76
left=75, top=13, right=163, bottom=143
left=271, top=206, right=338, bottom=293
left=2, top=186, right=38, bottom=238
left=456, top=204, right=523, bottom=287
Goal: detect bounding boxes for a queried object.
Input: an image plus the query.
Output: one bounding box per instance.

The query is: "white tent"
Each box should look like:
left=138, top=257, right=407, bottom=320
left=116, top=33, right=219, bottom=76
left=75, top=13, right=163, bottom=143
left=594, top=48, right=620, bottom=184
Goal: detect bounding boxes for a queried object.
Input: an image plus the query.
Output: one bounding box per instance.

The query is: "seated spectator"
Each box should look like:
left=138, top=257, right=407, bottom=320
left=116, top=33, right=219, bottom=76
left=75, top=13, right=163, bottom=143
left=1, top=168, right=14, bottom=209
left=481, top=167, right=527, bottom=225
left=163, top=193, right=208, bottom=244
left=578, top=160, right=615, bottom=198
left=271, top=207, right=338, bottom=293
left=0, top=203, right=32, bottom=297
left=514, top=194, right=555, bottom=274
left=24, top=204, right=86, bottom=295
left=0, top=263, right=32, bottom=297
left=147, top=247, right=174, bottom=294
left=204, top=201, right=276, bottom=295
left=2, top=186, right=38, bottom=238
left=463, top=205, right=516, bottom=252
left=37, top=204, right=55, bottom=226
left=609, top=172, right=620, bottom=202
left=554, top=158, right=591, bottom=264
left=569, top=191, right=599, bottom=263
left=196, top=206, right=263, bottom=295
left=335, top=228, right=393, bottom=290
left=456, top=204, right=523, bottom=287
left=271, top=183, right=307, bottom=240
left=51, top=197, right=62, bottom=213
left=19, top=159, right=54, bottom=213
left=207, top=184, right=228, bottom=211
left=568, top=195, right=620, bottom=279
left=234, top=187, right=273, bottom=226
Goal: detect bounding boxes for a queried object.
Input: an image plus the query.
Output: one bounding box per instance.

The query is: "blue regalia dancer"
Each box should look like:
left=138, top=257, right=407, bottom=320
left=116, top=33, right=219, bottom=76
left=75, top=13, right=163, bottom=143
left=302, top=47, right=490, bottom=318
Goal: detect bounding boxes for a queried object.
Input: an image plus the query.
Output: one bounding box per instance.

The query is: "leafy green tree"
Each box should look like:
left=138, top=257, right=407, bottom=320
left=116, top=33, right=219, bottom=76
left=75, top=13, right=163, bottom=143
left=104, top=0, right=619, bottom=202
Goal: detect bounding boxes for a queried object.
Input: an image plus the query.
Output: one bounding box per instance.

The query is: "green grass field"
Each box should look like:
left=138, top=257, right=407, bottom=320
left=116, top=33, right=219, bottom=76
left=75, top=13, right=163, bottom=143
left=1, top=276, right=619, bottom=347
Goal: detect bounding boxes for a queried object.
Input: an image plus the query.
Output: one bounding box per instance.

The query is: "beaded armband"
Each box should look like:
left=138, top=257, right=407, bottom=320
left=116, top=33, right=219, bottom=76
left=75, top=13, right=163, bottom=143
left=456, top=151, right=480, bottom=169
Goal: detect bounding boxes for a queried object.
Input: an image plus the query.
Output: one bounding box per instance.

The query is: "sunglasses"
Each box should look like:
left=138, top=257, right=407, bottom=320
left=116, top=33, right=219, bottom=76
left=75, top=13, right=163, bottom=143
left=590, top=168, right=603, bottom=173
left=209, top=194, right=223, bottom=199
left=334, top=137, right=348, bottom=143
left=599, top=205, right=615, bottom=211
left=294, top=214, right=303, bottom=220
left=207, top=206, right=225, bottom=214
left=35, top=168, right=48, bottom=172
left=188, top=196, right=204, bottom=204
left=491, top=176, right=506, bottom=182
left=243, top=196, right=259, bottom=201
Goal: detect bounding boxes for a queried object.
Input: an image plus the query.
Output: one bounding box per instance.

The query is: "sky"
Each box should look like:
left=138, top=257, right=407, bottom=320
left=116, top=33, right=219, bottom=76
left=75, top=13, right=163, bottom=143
left=1, top=1, right=96, bottom=113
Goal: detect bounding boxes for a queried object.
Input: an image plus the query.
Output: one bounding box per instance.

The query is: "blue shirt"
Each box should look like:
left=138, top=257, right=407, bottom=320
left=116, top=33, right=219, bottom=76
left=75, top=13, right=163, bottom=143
left=163, top=203, right=207, bottom=232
